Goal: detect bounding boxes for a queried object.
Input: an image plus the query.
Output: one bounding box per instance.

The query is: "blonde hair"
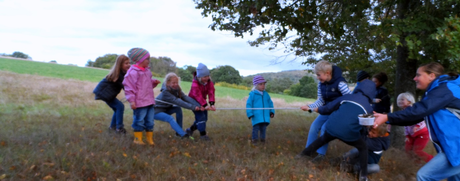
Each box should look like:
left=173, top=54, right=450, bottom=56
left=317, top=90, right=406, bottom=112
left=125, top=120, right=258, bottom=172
left=106, top=54, right=129, bottom=82
left=397, top=92, right=415, bottom=106
left=164, top=72, right=182, bottom=95
left=251, top=84, right=263, bottom=91
left=314, top=60, right=333, bottom=74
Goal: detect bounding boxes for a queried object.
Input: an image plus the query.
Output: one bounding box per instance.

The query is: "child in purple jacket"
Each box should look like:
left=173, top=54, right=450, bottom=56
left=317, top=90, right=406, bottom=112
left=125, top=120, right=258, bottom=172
left=123, top=48, right=160, bottom=145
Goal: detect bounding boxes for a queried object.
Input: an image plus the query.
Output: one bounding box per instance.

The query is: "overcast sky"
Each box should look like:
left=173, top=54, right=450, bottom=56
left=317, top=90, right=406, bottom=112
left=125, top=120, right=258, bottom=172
left=0, top=0, right=310, bottom=76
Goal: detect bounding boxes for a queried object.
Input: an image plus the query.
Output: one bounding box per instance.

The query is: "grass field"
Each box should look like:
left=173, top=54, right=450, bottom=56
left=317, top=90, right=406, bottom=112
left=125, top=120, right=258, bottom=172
left=0, top=57, right=432, bottom=180
left=0, top=57, right=311, bottom=103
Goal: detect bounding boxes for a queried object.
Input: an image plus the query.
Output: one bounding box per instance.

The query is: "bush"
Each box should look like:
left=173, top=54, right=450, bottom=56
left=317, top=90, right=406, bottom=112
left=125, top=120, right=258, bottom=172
left=214, top=82, right=250, bottom=90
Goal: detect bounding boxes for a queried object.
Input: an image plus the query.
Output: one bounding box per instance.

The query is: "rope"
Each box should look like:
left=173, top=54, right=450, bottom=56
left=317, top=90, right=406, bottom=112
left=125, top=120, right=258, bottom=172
left=154, top=99, right=304, bottom=110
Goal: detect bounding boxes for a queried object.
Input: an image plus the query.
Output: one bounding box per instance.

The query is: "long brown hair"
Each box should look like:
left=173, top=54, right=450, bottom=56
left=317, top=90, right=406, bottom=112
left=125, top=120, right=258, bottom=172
left=106, top=55, right=129, bottom=82
left=164, top=72, right=182, bottom=97
left=419, top=62, right=444, bottom=78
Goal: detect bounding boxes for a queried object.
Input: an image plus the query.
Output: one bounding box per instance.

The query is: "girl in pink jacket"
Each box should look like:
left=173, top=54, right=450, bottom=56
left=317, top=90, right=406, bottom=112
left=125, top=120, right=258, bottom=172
left=123, top=48, right=160, bottom=145
left=185, top=63, right=216, bottom=141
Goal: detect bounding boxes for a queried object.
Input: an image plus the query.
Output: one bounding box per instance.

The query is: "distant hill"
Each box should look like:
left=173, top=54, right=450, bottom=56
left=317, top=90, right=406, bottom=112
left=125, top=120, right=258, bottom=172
left=244, top=69, right=315, bottom=83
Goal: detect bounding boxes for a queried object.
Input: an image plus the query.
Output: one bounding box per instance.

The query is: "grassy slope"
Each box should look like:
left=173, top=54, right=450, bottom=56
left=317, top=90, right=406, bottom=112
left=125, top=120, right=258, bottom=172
left=0, top=57, right=312, bottom=103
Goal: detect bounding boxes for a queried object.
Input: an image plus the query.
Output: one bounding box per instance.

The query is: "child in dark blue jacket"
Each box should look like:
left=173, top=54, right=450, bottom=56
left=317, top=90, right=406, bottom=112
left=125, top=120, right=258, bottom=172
left=341, top=124, right=390, bottom=175
left=93, top=55, right=131, bottom=134
left=296, top=79, right=376, bottom=181
left=246, top=75, right=275, bottom=145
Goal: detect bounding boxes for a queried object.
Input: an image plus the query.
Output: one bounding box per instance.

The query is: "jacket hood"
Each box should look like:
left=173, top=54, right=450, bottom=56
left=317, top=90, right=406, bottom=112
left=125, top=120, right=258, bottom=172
left=354, top=79, right=376, bottom=102
left=160, top=82, right=167, bottom=92
left=327, top=66, right=344, bottom=83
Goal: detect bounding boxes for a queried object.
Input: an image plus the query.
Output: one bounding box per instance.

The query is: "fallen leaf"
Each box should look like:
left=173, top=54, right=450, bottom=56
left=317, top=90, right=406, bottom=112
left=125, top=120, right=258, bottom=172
left=183, top=152, right=191, bottom=158
left=0, top=141, right=6, bottom=146
left=0, top=174, right=6, bottom=179
left=43, top=175, right=53, bottom=180
left=123, top=153, right=127, bottom=157
left=43, top=162, right=55, bottom=167
left=309, top=174, right=314, bottom=178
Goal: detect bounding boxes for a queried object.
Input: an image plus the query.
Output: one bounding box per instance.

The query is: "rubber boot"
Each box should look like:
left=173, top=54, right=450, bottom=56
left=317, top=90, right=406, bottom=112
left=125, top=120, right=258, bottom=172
left=133, top=131, right=145, bottom=145
left=146, top=131, right=155, bottom=146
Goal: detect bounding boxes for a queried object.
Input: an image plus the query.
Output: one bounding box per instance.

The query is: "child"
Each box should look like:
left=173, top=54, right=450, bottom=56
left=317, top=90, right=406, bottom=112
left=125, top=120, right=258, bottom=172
left=296, top=79, right=376, bottom=181
left=300, top=60, right=352, bottom=161
left=154, top=73, right=203, bottom=139
left=185, top=63, right=216, bottom=141
left=397, top=92, right=433, bottom=162
left=341, top=124, right=390, bottom=175
left=352, top=70, right=370, bottom=93
left=372, top=72, right=391, bottom=113
left=93, top=54, right=131, bottom=134
left=246, top=75, right=275, bottom=145
left=123, top=48, right=160, bottom=145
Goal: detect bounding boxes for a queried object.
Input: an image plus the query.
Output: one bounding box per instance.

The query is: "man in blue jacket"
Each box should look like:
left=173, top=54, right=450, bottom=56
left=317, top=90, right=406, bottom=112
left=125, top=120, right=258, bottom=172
left=296, top=79, right=376, bottom=181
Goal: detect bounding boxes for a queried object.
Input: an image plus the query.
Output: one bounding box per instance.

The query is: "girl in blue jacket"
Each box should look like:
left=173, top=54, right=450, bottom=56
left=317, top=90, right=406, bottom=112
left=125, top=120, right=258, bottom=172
left=246, top=75, right=275, bottom=144
left=374, top=62, right=460, bottom=181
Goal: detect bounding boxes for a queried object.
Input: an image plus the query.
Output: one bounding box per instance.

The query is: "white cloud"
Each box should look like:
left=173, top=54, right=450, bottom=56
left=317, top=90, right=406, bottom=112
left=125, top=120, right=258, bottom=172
left=0, top=0, right=309, bottom=75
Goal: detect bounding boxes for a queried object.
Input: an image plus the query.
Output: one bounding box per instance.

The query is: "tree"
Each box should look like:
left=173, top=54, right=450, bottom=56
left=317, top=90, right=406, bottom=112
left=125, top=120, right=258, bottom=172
left=150, top=56, right=177, bottom=76
left=11, top=51, right=30, bottom=59
left=194, top=0, right=460, bottom=149
left=265, top=77, right=294, bottom=94
left=210, top=65, right=242, bottom=84
left=287, top=75, right=317, bottom=99
left=91, top=54, right=118, bottom=69
left=177, top=66, right=193, bottom=81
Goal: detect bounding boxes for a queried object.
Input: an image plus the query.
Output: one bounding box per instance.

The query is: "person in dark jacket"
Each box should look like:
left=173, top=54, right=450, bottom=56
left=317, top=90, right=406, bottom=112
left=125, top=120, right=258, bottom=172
left=93, top=54, right=131, bottom=134
left=372, top=72, right=391, bottom=113
left=374, top=62, right=460, bottom=180
left=154, top=73, right=203, bottom=138
left=300, top=60, right=352, bottom=161
left=341, top=124, right=390, bottom=175
left=297, top=79, right=376, bottom=181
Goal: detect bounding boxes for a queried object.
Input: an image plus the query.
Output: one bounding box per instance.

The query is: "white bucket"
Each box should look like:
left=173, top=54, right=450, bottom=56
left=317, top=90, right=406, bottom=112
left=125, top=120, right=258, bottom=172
left=358, top=114, right=375, bottom=126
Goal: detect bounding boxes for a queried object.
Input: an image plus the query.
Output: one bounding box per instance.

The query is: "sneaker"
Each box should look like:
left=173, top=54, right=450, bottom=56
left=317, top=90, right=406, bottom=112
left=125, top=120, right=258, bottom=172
left=116, top=128, right=127, bottom=134
left=311, top=154, right=326, bottom=163
left=251, top=139, right=259, bottom=146
left=108, top=127, right=116, bottom=132
left=358, top=172, right=368, bottom=181
left=200, top=135, right=211, bottom=141
left=260, top=139, right=266, bottom=144
left=186, top=128, right=194, bottom=136
left=181, top=134, right=191, bottom=139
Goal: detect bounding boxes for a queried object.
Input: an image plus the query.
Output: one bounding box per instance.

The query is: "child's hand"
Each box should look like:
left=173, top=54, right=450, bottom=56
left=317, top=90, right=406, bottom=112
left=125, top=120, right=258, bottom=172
left=200, top=106, right=206, bottom=111
left=374, top=98, right=382, bottom=103
left=194, top=106, right=201, bottom=111
left=130, top=102, right=137, bottom=110
left=210, top=105, right=216, bottom=111
left=300, top=105, right=310, bottom=111
left=153, top=79, right=161, bottom=84
left=270, top=113, right=274, bottom=118
left=313, top=108, right=319, bottom=113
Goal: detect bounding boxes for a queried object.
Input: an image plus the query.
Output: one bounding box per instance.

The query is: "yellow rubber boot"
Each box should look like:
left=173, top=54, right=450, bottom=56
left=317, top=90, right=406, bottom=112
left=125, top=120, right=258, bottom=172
left=146, top=131, right=155, bottom=146
left=133, top=132, right=145, bottom=145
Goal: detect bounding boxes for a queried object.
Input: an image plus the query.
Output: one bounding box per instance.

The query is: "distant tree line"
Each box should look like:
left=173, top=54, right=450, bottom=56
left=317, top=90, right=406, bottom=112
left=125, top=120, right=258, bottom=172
left=1, top=51, right=32, bottom=59
left=86, top=54, right=317, bottom=99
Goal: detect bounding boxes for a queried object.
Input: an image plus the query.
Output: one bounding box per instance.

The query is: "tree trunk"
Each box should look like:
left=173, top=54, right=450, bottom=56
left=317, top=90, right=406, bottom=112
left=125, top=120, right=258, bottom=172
left=391, top=0, right=418, bottom=149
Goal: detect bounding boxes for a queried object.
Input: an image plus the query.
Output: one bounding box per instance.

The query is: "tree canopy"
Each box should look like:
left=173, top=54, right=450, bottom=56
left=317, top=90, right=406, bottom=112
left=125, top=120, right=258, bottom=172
left=210, top=65, right=243, bottom=84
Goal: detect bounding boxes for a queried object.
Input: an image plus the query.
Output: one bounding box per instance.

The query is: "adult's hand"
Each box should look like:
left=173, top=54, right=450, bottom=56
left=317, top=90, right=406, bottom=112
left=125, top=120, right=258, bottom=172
left=373, top=111, right=388, bottom=128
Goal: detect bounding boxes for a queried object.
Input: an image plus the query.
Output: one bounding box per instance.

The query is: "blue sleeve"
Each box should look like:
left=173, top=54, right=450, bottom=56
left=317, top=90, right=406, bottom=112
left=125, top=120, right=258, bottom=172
left=246, top=92, right=254, bottom=118
left=318, top=96, right=344, bottom=115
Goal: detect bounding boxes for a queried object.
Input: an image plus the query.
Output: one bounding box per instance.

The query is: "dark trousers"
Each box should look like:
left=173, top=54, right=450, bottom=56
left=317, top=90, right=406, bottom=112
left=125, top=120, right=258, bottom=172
left=300, top=131, right=368, bottom=177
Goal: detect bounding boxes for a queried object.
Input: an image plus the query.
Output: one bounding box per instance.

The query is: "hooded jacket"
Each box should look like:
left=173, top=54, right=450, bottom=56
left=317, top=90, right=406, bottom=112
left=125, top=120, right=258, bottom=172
left=387, top=74, right=460, bottom=166
left=188, top=73, right=215, bottom=106
left=93, top=72, right=125, bottom=102
left=372, top=86, right=391, bottom=113
left=319, top=79, right=376, bottom=142
left=246, top=90, right=275, bottom=126
left=361, top=128, right=391, bottom=164
left=122, top=66, right=159, bottom=108
left=154, top=83, right=201, bottom=114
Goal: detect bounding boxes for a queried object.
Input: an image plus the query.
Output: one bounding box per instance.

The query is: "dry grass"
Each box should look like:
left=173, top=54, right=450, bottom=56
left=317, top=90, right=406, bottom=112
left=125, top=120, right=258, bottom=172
left=0, top=71, right=433, bottom=180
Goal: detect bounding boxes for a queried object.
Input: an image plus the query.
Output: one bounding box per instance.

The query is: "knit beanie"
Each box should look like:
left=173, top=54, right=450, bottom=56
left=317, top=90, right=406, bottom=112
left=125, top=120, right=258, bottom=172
left=127, top=48, right=150, bottom=64
left=196, top=63, right=210, bottom=78
left=253, top=75, right=267, bottom=85
left=357, top=70, right=370, bottom=82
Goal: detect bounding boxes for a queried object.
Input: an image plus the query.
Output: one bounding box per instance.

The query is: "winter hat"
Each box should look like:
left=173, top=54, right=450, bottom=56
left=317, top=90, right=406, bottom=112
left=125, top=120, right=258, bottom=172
left=127, top=48, right=150, bottom=64
left=253, top=75, right=267, bottom=85
left=196, top=63, right=210, bottom=78
left=357, top=70, right=370, bottom=82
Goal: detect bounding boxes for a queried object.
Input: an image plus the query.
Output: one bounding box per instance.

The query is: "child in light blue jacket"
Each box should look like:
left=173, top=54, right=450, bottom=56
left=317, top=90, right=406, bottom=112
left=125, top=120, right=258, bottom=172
left=246, top=75, right=275, bottom=144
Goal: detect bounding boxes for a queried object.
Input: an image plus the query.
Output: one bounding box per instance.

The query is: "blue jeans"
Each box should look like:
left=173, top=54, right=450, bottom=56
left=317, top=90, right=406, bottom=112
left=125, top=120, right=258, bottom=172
left=345, top=148, right=381, bottom=174
left=162, top=106, right=183, bottom=128
left=191, top=110, right=208, bottom=132
left=252, top=123, right=269, bottom=140
left=305, top=114, right=329, bottom=155
left=154, top=111, right=186, bottom=136
left=132, top=105, right=155, bottom=132
left=417, top=152, right=460, bottom=181
left=105, top=98, right=124, bottom=129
